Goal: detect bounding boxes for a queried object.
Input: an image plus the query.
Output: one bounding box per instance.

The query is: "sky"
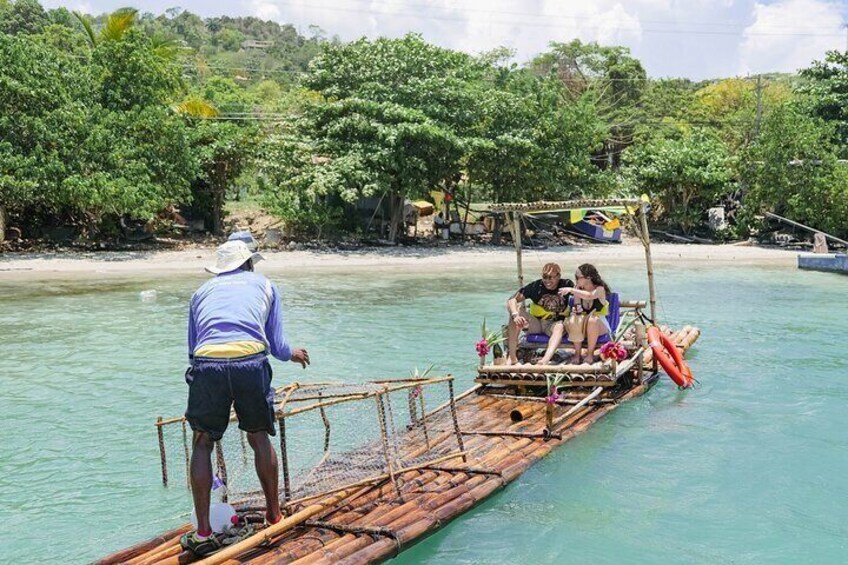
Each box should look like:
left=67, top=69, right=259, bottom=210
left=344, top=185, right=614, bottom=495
left=42, top=0, right=848, bottom=80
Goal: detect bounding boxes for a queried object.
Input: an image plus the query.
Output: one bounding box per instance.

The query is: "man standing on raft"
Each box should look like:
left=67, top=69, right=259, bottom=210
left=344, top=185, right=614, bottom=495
left=181, top=240, right=310, bottom=556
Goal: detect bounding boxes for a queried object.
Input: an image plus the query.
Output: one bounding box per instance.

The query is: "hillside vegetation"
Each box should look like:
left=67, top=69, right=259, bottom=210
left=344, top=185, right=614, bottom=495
left=1, top=0, right=846, bottom=245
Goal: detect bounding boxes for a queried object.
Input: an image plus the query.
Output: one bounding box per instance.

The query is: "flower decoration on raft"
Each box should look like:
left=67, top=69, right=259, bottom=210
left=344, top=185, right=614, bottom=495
left=476, top=318, right=505, bottom=363
left=599, top=341, right=628, bottom=362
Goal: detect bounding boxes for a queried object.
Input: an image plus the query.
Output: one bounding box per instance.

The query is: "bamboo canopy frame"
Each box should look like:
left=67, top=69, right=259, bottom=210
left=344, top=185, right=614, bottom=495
left=488, top=198, right=657, bottom=323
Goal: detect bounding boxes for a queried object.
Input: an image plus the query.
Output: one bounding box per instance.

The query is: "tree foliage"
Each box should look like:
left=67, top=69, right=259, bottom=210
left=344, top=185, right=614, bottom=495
left=3, top=1, right=847, bottom=244
left=799, top=50, right=848, bottom=155
left=743, top=102, right=848, bottom=237
left=622, top=130, right=734, bottom=234
left=0, top=26, right=196, bottom=236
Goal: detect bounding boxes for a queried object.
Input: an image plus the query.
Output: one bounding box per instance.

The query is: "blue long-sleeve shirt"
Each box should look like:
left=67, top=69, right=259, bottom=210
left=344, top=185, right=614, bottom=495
left=188, top=270, right=292, bottom=362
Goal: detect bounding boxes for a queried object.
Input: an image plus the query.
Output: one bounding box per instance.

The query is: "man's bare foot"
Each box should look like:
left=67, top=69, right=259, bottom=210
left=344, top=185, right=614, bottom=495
left=568, top=354, right=581, bottom=365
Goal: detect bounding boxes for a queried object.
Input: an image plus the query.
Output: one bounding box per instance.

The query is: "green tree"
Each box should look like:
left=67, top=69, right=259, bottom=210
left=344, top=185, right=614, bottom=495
left=190, top=120, right=258, bottom=235
left=0, top=0, right=49, bottom=35
left=742, top=102, right=847, bottom=236
left=531, top=39, right=647, bottom=168
left=0, top=30, right=197, bottom=238
left=466, top=75, right=604, bottom=205
left=799, top=50, right=848, bottom=155
left=268, top=35, right=482, bottom=241
left=622, top=129, right=734, bottom=234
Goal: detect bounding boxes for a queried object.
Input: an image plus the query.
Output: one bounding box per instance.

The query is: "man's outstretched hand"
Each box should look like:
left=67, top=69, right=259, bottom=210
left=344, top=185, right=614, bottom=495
left=291, top=348, right=310, bottom=369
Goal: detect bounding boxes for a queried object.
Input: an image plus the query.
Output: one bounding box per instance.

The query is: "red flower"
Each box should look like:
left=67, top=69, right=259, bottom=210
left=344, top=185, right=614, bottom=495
left=475, top=339, right=490, bottom=358
left=600, top=341, right=628, bottom=362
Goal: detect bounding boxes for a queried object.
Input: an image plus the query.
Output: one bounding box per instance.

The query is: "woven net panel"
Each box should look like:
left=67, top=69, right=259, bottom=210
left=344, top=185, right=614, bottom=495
left=155, top=378, right=464, bottom=509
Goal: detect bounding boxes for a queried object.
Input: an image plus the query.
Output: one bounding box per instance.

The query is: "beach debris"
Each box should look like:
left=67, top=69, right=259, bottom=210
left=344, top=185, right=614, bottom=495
left=139, top=289, right=158, bottom=302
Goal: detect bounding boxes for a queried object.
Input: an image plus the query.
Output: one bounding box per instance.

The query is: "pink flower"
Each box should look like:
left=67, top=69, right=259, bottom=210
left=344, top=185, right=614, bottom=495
left=546, top=385, right=561, bottom=405
left=475, top=339, right=490, bottom=358
left=411, top=385, right=422, bottom=399
left=600, top=341, right=628, bottom=362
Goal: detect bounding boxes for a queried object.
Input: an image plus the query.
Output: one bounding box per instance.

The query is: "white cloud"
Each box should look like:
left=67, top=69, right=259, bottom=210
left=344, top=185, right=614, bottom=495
left=250, top=1, right=281, bottom=20
left=739, top=0, right=844, bottom=75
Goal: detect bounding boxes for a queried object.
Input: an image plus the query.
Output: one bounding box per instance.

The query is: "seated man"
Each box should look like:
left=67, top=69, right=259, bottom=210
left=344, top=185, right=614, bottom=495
left=505, top=263, right=574, bottom=365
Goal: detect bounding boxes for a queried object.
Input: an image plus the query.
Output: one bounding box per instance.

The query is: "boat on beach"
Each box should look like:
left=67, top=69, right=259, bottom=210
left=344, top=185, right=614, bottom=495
left=98, top=198, right=700, bottom=565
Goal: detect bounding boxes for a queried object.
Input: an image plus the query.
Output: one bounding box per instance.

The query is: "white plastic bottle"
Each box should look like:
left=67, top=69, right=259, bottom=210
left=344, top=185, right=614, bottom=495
left=190, top=475, right=237, bottom=533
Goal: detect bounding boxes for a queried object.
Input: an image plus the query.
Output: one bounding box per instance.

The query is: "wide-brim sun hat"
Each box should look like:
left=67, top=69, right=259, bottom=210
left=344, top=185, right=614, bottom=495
left=205, top=240, right=264, bottom=274
left=227, top=230, right=258, bottom=252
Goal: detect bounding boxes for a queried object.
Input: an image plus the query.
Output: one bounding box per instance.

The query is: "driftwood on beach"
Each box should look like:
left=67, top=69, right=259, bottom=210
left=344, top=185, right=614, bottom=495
left=97, top=325, right=699, bottom=565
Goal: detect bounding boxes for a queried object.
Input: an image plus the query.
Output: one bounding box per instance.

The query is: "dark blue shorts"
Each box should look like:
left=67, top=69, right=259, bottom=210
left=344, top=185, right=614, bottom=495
left=185, top=353, right=276, bottom=441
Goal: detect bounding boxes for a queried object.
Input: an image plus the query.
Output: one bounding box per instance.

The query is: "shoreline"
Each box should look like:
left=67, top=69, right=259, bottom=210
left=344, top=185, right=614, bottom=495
left=0, top=242, right=797, bottom=281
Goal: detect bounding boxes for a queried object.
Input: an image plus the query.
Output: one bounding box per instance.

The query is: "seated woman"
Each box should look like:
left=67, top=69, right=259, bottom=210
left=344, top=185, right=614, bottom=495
left=559, top=263, right=612, bottom=364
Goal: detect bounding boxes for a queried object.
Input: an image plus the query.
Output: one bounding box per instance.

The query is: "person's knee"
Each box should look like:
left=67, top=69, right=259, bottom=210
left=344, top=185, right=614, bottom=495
left=192, top=431, right=214, bottom=451
left=247, top=431, right=270, bottom=450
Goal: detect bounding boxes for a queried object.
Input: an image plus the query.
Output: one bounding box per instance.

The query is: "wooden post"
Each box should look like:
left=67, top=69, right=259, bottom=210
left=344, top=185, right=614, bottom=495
left=156, top=417, right=168, bottom=486
left=181, top=420, right=191, bottom=488
left=447, top=378, right=466, bottom=462
left=278, top=416, right=291, bottom=506
left=511, top=212, right=524, bottom=287
left=375, top=394, right=402, bottom=499
left=638, top=204, right=657, bottom=324
left=0, top=205, right=5, bottom=243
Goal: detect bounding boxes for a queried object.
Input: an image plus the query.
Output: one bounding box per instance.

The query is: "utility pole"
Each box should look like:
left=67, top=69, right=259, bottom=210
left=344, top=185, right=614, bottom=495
left=754, top=75, right=762, bottom=137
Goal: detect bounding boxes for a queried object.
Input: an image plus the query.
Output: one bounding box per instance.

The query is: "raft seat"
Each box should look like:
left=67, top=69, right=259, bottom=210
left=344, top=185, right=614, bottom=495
left=520, top=293, right=621, bottom=349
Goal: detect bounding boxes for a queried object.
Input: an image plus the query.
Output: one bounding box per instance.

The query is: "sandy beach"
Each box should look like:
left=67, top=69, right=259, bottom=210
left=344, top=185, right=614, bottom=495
left=0, top=241, right=797, bottom=281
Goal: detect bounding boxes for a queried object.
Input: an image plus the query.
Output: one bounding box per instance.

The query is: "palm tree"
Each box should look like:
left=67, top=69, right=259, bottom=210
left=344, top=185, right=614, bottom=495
left=72, top=7, right=138, bottom=47
left=72, top=7, right=218, bottom=119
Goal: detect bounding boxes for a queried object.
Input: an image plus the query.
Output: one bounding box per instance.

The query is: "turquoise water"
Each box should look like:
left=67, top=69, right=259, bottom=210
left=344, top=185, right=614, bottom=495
left=1, top=260, right=847, bottom=563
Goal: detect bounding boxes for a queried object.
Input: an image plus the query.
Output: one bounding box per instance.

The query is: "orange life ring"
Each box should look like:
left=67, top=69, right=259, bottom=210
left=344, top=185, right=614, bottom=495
left=647, top=326, right=694, bottom=388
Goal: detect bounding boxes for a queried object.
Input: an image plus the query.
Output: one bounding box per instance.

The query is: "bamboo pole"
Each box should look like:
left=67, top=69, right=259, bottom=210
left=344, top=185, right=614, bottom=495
left=278, top=416, right=291, bottom=505
left=638, top=204, right=657, bottom=323
left=548, top=386, right=604, bottom=431
left=462, top=429, right=553, bottom=440
left=156, top=416, right=168, bottom=486
left=153, top=377, right=455, bottom=429
left=92, top=524, right=191, bottom=565
left=277, top=376, right=454, bottom=419
left=195, top=487, right=360, bottom=565
left=478, top=362, right=613, bottom=374
left=491, top=393, right=615, bottom=406
left=489, top=198, right=642, bottom=213
left=128, top=542, right=183, bottom=565
left=94, top=525, right=191, bottom=565
left=446, top=379, right=466, bottom=462
left=421, top=383, right=481, bottom=421
left=375, top=393, right=402, bottom=499
left=511, top=211, right=524, bottom=287
left=509, top=406, right=533, bottom=422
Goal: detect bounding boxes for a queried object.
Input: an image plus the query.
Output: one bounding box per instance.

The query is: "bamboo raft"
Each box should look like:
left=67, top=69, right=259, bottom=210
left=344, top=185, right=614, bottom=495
left=98, top=198, right=700, bottom=564
left=98, top=325, right=700, bottom=565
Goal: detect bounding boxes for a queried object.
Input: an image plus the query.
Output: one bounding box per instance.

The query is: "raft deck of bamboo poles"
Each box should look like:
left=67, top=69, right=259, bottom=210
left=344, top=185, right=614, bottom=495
left=97, top=325, right=699, bottom=565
